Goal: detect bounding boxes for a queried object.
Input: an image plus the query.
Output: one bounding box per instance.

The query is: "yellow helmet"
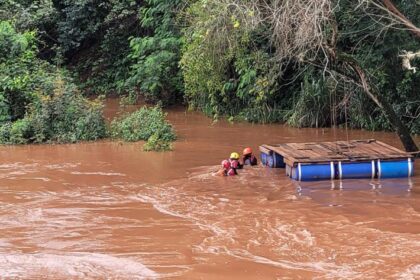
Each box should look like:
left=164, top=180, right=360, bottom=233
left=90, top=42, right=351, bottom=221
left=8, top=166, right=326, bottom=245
left=230, top=152, right=240, bottom=159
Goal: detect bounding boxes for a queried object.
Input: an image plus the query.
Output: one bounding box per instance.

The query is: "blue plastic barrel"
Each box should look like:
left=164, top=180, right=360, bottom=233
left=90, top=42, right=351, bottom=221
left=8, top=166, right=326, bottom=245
left=265, top=152, right=285, bottom=168
left=260, top=153, right=268, bottom=166
left=291, top=162, right=335, bottom=181
left=378, top=158, right=414, bottom=179
left=261, top=152, right=285, bottom=168
left=338, top=161, right=376, bottom=179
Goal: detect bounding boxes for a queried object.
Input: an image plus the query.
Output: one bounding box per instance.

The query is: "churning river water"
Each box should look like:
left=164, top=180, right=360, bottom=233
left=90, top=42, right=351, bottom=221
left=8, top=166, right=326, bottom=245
left=0, top=99, right=418, bottom=279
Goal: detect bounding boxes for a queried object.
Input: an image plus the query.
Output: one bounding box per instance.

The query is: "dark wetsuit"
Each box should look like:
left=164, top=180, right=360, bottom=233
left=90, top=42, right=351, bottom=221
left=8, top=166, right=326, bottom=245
left=242, top=154, right=258, bottom=166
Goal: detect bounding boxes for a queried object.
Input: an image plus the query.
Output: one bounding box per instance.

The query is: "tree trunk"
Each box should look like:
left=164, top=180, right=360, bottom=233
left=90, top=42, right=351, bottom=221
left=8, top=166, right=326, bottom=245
left=339, top=56, right=419, bottom=152
left=381, top=0, right=420, bottom=38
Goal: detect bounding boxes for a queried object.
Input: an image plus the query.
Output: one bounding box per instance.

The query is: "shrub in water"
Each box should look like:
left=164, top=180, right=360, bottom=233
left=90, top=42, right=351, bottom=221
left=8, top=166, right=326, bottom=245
left=111, top=106, right=176, bottom=151
left=143, top=132, right=173, bottom=152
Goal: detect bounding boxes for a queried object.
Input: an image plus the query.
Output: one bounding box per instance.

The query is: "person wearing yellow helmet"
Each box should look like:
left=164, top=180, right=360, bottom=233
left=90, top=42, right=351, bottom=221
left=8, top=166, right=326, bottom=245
left=230, top=152, right=240, bottom=160
left=228, top=152, right=241, bottom=174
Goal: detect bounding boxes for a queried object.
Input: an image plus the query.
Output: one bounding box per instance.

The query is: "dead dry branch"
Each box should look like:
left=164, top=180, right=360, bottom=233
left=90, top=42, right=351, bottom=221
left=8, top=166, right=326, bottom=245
left=399, top=50, right=420, bottom=72
left=357, top=0, right=420, bottom=38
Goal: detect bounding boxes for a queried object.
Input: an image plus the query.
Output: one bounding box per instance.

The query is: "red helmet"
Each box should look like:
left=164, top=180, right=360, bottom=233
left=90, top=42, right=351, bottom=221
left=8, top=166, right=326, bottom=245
left=243, top=147, right=252, bottom=155
left=222, top=160, right=231, bottom=169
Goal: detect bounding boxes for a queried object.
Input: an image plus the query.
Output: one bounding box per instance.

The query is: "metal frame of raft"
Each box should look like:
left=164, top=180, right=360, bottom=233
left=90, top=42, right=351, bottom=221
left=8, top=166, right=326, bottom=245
left=259, top=139, right=415, bottom=181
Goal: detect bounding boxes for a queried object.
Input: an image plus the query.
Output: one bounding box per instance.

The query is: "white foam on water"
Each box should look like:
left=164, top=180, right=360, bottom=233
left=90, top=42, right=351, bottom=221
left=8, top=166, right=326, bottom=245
left=0, top=163, right=41, bottom=180
left=221, top=248, right=361, bottom=278
left=134, top=193, right=231, bottom=239
left=396, top=264, right=420, bottom=280
left=84, top=177, right=420, bottom=280
left=0, top=252, right=158, bottom=279
left=0, top=239, right=13, bottom=248
left=18, top=177, right=51, bottom=182
left=271, top=224, right=316, bottom=247
left=132, top=188, right=351, bottom=277
left=0, top=163, right=38, bottom=169
left=45, top=163, right=81, bottom=169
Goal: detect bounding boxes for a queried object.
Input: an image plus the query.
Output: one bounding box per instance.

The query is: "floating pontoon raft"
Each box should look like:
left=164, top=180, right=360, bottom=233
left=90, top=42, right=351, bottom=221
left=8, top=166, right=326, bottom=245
left=259, top=139, right=414, bottom=181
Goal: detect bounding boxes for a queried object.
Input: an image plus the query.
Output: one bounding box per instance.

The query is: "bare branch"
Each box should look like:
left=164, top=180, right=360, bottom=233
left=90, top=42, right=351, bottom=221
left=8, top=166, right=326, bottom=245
left=358, top=0, right=420, bottom=38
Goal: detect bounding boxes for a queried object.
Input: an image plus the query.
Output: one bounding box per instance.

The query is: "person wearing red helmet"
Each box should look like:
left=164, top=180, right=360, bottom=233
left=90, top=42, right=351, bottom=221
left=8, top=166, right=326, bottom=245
left=241, top=147, right=258, bottom=166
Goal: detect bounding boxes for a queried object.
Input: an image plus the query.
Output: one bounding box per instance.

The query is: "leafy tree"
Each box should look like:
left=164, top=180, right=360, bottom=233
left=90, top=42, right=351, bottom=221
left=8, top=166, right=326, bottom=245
left=180, top=0, right=419, bottom=151
left=0, top=21, right=106, bottom=144
left=0, top=0, right=58, bottom=59
left=1, top=0, right=419, bottom=150
left=181, top=0, right=282, bottom=122
left=337, top=0, right=420, bottom=135
left=28, top=0, right=143, bottom=95
left=0, top=20, right=43, bottom=122
left=127, top=0, right=184, bottom=104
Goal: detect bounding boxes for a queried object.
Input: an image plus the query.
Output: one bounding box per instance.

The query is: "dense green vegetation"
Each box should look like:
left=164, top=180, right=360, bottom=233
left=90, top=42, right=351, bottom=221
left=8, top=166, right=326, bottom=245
left=336, top=1, right=420, bottom=134
left=127, top=0, right=184, bottom=105
left=111, top=106, right=176, bottom=151
left=180, top=0, right=420, bottom=135
left=0, top=1, right=419, bottom=149
left=0, top=21, right=106, bottom=144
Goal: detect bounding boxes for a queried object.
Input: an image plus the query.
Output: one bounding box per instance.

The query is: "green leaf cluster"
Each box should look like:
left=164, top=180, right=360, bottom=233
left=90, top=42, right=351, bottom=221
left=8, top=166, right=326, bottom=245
left=285, top=70, right=331, bottom=128
left=0, top=21, right=107, bottom=144
left=180, top=0, right=282, bottom=123
left=126, top=0, right=184, bottom=104
left=0, top=20, right=48, bottom=123
left=2, top=0, right=419, bottom=135
left=110, top=105, right=176, bottom=151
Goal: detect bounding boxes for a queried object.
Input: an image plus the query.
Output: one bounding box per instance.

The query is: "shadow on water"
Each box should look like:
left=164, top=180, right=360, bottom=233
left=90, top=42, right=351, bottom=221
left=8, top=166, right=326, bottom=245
left=296, top=178, right=415, bottom=207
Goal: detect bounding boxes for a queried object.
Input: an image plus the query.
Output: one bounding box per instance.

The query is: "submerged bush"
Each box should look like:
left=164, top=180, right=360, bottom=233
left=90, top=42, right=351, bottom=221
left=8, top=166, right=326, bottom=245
left=111, top=106, right=176, bottom=151
left=143, top=132, right=173, bottom=152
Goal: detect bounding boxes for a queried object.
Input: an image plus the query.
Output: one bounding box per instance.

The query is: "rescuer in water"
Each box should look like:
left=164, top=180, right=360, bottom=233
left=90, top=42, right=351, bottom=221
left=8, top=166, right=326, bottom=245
left=241, top=147, right=258, bottom=166
left=216, top=159, right=237, bottom=176
left=229, top=152, right=241, bottom=172
left=216, top=151, right=253, bottom=176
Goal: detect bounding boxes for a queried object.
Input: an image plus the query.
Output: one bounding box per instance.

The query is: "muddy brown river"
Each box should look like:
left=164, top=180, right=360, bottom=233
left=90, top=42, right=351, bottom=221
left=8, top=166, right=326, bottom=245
left=0, top=99, right=419, bottom=279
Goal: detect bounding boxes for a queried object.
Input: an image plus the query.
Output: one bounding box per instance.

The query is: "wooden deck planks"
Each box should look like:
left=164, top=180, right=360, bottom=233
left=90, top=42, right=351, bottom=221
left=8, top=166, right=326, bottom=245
left=259, top=145, right=272, bottom=155
left=261, top=139, right=412, bottom=166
